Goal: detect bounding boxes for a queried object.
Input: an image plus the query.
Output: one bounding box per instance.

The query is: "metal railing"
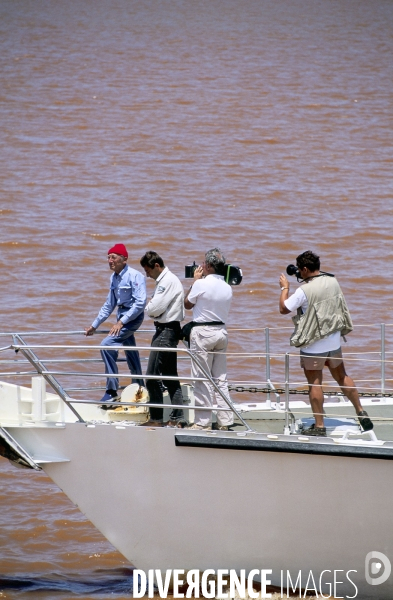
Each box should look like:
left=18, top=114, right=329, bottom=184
left=12, top=334, right=83, bottom=422
left=262, top=322, right=392, bottom=396
left=0, top=324, right=392, bottom=432
left=3, top=333, right=252, bottom=432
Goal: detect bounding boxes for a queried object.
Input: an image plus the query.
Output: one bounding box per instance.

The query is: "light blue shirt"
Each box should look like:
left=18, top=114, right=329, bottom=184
left=92, top=265, right=147, bottom=328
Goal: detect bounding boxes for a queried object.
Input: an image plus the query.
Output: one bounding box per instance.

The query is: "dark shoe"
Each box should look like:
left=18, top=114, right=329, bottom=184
left=165, top=420, right=188, bottom=428
left=358, top=410, right=374, bottom=431
left=301, top=423, right=327, bottom=437
left=212, top=423, right=234, bottom=431
left=100, top=390, right=120, bottom=410
left=139, top=420, right=164, bottom=427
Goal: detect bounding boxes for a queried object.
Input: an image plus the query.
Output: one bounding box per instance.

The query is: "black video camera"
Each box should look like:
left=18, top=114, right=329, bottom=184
left=185, top=262, right=243, bottom=286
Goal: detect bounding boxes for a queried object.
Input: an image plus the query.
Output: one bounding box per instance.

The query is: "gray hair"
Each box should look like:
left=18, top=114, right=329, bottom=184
left=205, top=247, right=226, bottom=274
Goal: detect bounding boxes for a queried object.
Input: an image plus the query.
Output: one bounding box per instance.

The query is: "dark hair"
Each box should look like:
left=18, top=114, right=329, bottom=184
left=205, top=247, right=226, bottom=275
left=296, top=250, right=320, bottom=272
left=140, top=251, right=165, bottom=269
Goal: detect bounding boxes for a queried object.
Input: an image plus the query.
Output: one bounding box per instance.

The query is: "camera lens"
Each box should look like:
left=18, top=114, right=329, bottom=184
left=286, top=264, right=300, bottom=277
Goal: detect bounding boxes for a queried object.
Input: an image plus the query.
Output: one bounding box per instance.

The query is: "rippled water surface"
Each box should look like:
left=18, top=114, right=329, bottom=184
left=0, top=0, right=392, bottom=597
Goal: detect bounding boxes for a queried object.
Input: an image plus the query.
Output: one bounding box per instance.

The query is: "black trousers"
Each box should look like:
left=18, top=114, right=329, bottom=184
left=146, top=324, right=185, bottom=422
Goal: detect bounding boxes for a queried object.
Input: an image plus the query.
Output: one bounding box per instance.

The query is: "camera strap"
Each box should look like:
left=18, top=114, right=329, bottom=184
left=303, top=272, right=335, bottom=282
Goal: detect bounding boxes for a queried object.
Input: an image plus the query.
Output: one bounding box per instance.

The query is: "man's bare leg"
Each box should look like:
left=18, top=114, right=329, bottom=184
left=328, top=361, right=363, bottom=414
left=303, top=368, right=325, bottom=428
left=328, top=360, right=373, bottom=430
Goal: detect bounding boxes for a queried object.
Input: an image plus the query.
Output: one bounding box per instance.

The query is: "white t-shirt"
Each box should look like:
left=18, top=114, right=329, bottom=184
left=284, top=287, right=341, bottom=353
left=188, top=274, right=232, bottom=323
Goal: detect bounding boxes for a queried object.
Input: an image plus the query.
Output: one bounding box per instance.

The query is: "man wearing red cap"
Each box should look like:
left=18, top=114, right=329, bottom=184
left=85, top=244, right=146, bottom=406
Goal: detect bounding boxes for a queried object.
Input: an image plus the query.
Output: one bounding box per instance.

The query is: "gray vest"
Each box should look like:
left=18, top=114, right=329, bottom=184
left=290, top=275, right=353, bottom=348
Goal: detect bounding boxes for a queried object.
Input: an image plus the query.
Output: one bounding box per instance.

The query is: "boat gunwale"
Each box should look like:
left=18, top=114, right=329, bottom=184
left=175, top=432, right=393, bottom=459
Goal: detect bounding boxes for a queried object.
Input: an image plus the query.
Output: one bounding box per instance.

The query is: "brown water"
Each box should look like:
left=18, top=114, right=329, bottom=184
left=1, top=0, right=393, bottom=596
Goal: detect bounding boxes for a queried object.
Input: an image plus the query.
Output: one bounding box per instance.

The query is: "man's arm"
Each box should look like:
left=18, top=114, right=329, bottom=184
left=184, top=266, right=203, bottom=310
left=84, top=325, right=96, bottom=337
left=108, top=273, right=147, bottom=336
left=279, top=273, right=291, bottom=314
left=146, top=278, right=177, bottom=318
left=84, top=285, right=116, bottom=335
left=184, top=285, right=195, bottom=310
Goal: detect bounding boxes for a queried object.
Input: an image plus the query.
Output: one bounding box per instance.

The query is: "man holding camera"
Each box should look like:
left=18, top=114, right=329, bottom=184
left=279, top=250, right=373, bottom=436
left=140, top=251, right=186, bottom=428
left=184, top=247, right=234, bottom=430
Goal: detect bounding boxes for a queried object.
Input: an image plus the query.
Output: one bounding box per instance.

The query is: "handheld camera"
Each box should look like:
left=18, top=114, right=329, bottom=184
left=286, top=264, right=334, bottom=281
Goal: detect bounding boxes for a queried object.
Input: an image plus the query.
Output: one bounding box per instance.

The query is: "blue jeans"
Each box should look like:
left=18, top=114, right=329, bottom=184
left=100, top=313, right=144, bottom=391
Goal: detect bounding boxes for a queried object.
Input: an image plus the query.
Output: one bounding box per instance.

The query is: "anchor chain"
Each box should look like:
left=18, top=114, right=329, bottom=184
left=228, top=385, right=393, bottom=398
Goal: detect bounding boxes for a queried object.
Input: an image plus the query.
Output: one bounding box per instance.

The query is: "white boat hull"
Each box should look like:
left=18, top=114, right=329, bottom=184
left=5, top=422, right=393, bottom=599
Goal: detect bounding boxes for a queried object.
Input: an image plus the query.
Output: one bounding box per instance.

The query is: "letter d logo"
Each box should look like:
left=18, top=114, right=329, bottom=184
left=365, top=551, right=391, bottom=586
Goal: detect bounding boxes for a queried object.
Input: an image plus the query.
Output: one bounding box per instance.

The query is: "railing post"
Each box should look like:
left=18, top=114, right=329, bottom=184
left=265, top=327, right=271, bottom=408
left=381, top=322, right=385, bottom=395
left=13, top=335, right=85, bottom=423
left=284, top=353, right=290, bottom=435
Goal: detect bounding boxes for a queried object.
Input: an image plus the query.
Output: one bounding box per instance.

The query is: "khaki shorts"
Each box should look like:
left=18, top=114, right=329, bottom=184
left=300, top=347, right=343, bottom=370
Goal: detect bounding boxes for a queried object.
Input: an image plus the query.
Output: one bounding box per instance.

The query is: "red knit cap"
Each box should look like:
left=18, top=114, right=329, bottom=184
left=108, top=243, right=128, bottom=258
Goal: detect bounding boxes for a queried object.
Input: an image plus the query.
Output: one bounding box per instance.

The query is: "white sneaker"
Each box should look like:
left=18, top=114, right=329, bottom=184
left=187, top=423, right=211, bottom=430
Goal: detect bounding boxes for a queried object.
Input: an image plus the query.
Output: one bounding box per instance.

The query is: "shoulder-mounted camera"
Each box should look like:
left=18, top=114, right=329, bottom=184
left=185, top=262, right=243, bottom=286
